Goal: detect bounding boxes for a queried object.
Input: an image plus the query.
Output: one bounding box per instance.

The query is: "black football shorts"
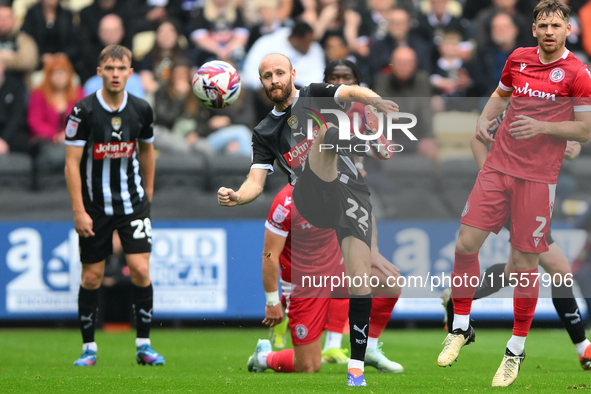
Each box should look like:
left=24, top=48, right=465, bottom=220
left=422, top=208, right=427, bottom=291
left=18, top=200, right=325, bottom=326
left=79, top=202, right=152, bottom=264
left=293, top=160, right=372, bottom=247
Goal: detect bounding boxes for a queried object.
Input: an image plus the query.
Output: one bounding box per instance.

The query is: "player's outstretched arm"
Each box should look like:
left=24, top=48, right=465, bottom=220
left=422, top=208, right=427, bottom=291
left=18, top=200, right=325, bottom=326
left=337, top=85, right=399, bottom=115
left=65, top=146, right=94, bottom=238
left=218, top=168, right=268, bottom=207
left=261, top=229, right=287, bottom=327
left=509, top=111, right=591, bottom=143
left=138, top=142, right=155, bottom=201
left=476, top=87, right=510, bottom=144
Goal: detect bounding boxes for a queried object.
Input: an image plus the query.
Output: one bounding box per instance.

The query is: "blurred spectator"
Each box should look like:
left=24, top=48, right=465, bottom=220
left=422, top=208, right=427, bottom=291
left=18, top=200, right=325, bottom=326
left=188, top=0, right=249, bottom=66
left=324, top=33, right=356, bottom=63
left=83, top=14, right=145, bottom=98
left=153, top=59, right=209, bottom=154
left=462, top=0, right=534, bottom=20
left=243, top=21, right=325, bottom=90
left=356, top=0, right=395, bottom=43
left=0, top=4, right=38, bottom=77
left=561, top=0, right=583, bottom=59
left=300, top=0, right=365, bottom=56
left=246, top=0, right=289, bottom=52
left=241, top=0, right=295, bottom=25
left=474, top=12, right=519, bottom=97
left=131, top=0, right=184, bottom=35
left=0, top=60, right=28, bottom=154
left=430, top=30, right=475, bottom=102
left=205, top=83, right=256, bottom=156
left=20, top=0, right=78, bottom=67
left=78, top=0, right=134, bottom=65
left=414, top=0, right=468, bottom=44
left=473, top=0, right=535, bottom=50
left=578, top=0, right=591, bottom=60
left=368, top=7, right=432, bottom=79
left=137, top=18, right=188, bottom=94
left=28, top=54, right=84, bottom=145
left=372, top=46, right=437, bottom=160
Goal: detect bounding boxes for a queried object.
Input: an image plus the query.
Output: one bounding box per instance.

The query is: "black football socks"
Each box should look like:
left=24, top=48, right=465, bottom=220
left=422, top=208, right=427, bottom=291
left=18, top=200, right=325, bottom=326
left=132, top=283, right=154, bottom=339
left=349, top=295, right=372, bottom=361
left=78, top=286, right=99, bottom=343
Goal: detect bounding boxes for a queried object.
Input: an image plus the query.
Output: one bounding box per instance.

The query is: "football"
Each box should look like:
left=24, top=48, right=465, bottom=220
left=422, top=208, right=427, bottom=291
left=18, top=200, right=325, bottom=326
left=192, top=60, right=241, bottom=109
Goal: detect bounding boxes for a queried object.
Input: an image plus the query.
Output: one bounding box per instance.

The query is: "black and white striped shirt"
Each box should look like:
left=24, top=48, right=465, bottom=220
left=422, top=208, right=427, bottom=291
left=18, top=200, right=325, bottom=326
left=65, top=90, right=154, bottom=216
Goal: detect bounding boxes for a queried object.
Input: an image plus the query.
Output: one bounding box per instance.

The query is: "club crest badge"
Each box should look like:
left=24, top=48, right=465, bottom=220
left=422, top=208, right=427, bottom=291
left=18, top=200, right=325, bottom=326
left=461, top=202, right=470, bottom=217
left=287, top=115, right=299, bottom=129
left=549, top=68, right=565, bottom=83
left=295, top=324, right=308, bottom=339
left=111, top=117, right=122, bottom=131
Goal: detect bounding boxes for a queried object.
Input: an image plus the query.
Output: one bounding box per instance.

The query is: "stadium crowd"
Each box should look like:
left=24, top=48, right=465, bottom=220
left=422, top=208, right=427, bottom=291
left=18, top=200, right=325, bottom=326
left=2, top=0, right=591, bottom=165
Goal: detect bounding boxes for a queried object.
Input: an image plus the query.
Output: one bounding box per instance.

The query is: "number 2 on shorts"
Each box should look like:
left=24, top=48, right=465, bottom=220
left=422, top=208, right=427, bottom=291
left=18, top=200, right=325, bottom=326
left=533, top=216, right=546, bottom=237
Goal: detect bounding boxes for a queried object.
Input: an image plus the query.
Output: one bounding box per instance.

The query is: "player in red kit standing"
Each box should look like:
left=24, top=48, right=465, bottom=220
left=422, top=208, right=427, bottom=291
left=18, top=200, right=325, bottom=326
left=437, top=0, right=591, bottom=387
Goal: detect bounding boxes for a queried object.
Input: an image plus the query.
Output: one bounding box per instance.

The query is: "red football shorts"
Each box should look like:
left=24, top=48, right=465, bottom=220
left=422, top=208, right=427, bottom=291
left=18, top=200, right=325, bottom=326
left=282, top=280, right=330, bottom=346
left=460, top=167, right=555, bottom=253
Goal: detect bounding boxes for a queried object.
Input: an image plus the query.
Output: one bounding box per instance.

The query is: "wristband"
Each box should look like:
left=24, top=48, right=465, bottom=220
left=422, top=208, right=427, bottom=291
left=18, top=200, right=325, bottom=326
left=265, top=291, right=280, bottom=306
left=355, top=162, right=364, bottom=171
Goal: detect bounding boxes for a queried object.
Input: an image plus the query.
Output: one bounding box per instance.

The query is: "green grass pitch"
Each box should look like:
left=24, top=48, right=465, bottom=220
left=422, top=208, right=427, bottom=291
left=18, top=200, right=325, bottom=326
left=0, top=327, right=589, bottom=393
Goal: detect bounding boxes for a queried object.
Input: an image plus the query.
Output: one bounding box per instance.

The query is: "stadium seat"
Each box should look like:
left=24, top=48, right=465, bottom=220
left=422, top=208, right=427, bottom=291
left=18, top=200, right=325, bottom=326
left=263, top=163, right=291, bottom=195
left=154, top=152, right=210, bottom=191
left=0, top=188, right=73, bottom=220
left=209, top=154, right=252, bottom=192
left=64, top=0, right=93, bottom=13
left=433, top=111, right=479, bottom=162
left=132, top=31, right=156, bottom=62
left=152, top=186, right=273, bottom=219
left=0, top=152, right=32, bottom=190
left=438, top=158, right=479, bottom=217
left=372, top=155, right=451, bottom=219
left=132, top=31, right=189, bottom=62
left=32, top=144, right=67, bottom=190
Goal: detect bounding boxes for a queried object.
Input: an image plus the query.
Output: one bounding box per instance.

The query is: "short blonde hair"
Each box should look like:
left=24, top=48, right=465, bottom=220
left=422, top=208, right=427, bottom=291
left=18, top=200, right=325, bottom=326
left=99, top=45, right=132, bottom=66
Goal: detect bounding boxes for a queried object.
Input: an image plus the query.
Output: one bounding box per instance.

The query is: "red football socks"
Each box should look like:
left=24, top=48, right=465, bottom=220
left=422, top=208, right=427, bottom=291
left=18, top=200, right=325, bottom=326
left=513, top=268, right=539, bottom=337
left=452, top=251, right=480, bottom=316
left=266, top=350, right=295, bottom=373
left=369, top=297, right=398, bottom=338
left=326, top=298, right=349, bottom=333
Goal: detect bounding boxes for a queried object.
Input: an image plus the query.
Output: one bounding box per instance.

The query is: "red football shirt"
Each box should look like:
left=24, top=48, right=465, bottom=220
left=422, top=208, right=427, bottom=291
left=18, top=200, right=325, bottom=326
left=485, top=47, right=591, bottom=184
left=265, top=184, right=343, bottom=284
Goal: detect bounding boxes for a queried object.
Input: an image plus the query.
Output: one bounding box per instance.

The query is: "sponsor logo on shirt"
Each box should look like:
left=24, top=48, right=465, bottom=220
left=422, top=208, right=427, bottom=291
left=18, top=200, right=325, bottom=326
left=284, top=138, right=312, bottom=167
left=513, top=82, right=556, bottom=100
left=520, top=63, right=527, bottom=72
left=94, top=141, right=135, bottom=159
